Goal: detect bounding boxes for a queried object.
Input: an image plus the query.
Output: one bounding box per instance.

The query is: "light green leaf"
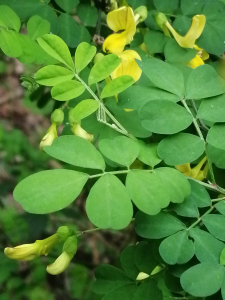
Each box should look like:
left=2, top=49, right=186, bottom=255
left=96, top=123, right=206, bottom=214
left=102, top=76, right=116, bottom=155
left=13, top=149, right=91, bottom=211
left=197, top=94, right=225, bottom=122
left=98, top=136, right=139, bottom=167
left=157, top=133, right=205, bottom=165
left=118, top=85, right=179, bottom=110
left=181, top=262, right=225, bottom=297
left=44, top=135, right=105, bottom=170
left=185, top=65, right=225, bottom=100
left=77, top=4, right=98, bottom=27
left=208, top=144, right=225, bottom=169
left=187, top=179, right=211, bottom=207
left=190, top=228, right=225, bottom=264
left=86, top=174, right=133, bottom=229
left=16, top=34, right=35, bottom=64
left=134, top=279, right=163, bottom=300
left=37, top=34, right=74, bottom=70
left=88, top=54, right=121, bottom=85
left=220, top=248, right=225, bottom=265
left=92, top=265, right=133, bottom=295
left=202, top=214, right=225, bottom=241
left=215, top=201, right=225, bottom=215
left=0, top=29, right=22, bottom=58
left=69, top=99, right=99, bottom=122
left=137, top=57, right=185, bottom=97
left=55, top=0, right=79, bottom=13
left=139, top=100, right=192, bottom=134
left=138, top=141, right=162, bottom=168
left=159, top=231, right=195, bottom=265
left=75, top=42, right=96, bottom=74
left=135, top=211, right=186, bottom=239
left=0, top=5, right=21, bottom=32
left=51, top=80, right=85, bottom=101
left=207, top=124, right=225, bottom=150
left=27, top=15, right=50, bottom=40
left=36, top=65, right=74, bottom=86
left=13, top=169, right=88, bottom=214
left=101, top=76, right=134, bottom=99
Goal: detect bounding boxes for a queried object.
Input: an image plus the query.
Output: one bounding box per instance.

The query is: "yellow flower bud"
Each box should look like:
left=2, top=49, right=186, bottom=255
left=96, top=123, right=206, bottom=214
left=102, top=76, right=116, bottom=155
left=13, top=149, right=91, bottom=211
left=39, top=123, right=58, bottom=150
left=134, top=6, right=148, bottom=23
left=46, top=251, right=72, bottom=275
left=71, top=123, right=93, bottom=142
left=136, top=272, right=150, bottom=281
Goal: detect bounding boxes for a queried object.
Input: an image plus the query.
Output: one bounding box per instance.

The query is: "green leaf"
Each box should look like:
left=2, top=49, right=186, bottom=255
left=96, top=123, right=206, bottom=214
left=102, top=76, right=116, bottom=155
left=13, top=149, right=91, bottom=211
left=0, top=29, right=22, bottom=58
left=220, top=248, right=225, bottom=265
left=139, top=100, right=192, bottom=134
left=101, top=76, right=134, bottom=99
left=13, top=169, right=88, bottom=214
left=138, top=141, right=162, bottom=168
left=197, top=94, right=225, bottom=122
left=134, top=242, right=158, bottom=274
left=135, top=211, right=186, bottom=239
left=16, top=34, right=35, bottom=64
left=190, top=228, right=225, bottom=264
left=208, top=144, right=225, bottom=169
left=36, top=66, right=74, bottom=86
left=37, top=34, right=74, bottom=70
left=127, top=0, right=146, bottom=9
left=98, top=136, right=139, bottom=167
left=172, top=197, right=199, bottom=218
left=134, top=279, right=163, bottom=300
left=157, top=133, right=205, bottom=165
left=187, top=179, right=211, bottom=207
left=0, top=5, right=20, bottom=31
left=92, top=265, right=133, bottom=295
left=58, top=13, right=91, bottom=48
left=126, top=170, right=170, bottom=215
left=88, top=54, right=121, bottom=85
left=77, top=4, right=98, bottom=27
left=181, top=262, right=225, bottom=297
left=207, top=124, right=225, bottom=150
left=44, top=135, right=105, bottom=170
left=35, top=5, right=58, bottom=34
left=216, top=201, right=225, bottom=215
left=102, top=284, right=137, bottom=300
left=75, top=42, right=96, bottom=74
left=120, top=246, right=139, bottom=280
left=137, top=57, right=185, bottom=97
left=118, top=85, right=179, bottom=110
left=185, top=65, right=225, bottom=100
left=27, top=15, right=50, bottom=40
left=153, top=0, right=179, bottom=12
left=86, top=174, right=133, bottom=229
left=70, top=99, right=99, bottom=122
left=159, top=230, right=195, bottom=265
left=165, top=39, right=196, bottom=63
left=51, top=80, right=85, bottom=101
left=181, top=0, right=206, bottom=15
left=55, top=0, right=79, bottom=13
left=144, top=31, right=169, bottom=55
left=202, top=214, right=225, bottom=241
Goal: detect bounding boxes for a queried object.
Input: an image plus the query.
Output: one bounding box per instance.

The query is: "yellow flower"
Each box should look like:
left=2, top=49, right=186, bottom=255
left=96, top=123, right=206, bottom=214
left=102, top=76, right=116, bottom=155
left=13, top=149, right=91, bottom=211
left=71, top=123, right=93, bottom=142
left=103, top=6, right=136, bottom=54
left=175, top=156, right=208, bottom=181
left=111, top=50, right=142, bottom=81
left=47, top=251, right=72, bottom=275
left=4, top=234, right=58, bottom=261
left=165, top=15, right=206, bottom=48
left=40, top=122, right=58, bottom=150
left=186, top=45, right=209, bottom=69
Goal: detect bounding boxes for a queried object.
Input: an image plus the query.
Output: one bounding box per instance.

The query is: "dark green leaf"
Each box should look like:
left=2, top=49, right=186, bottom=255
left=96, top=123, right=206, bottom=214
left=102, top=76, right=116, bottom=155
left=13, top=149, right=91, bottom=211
left=134, top=279, right=163, bottom=300
left=190, top=227, right=225, bottom=263
left=197, top=94, right=225, bottom=122
left=215, top=201, right=225, bottom=215
left=134, top=242, right=158, bottom=274
left=165, top=39, right=196, bottom=63
left=181, top=262, right=225, bottom=297
left=92, top=265, right=133, bottom=295
left=202, top=214, right=225, bottom=241
left=135, top=211, right=186, bottom=239
left=157, top=133, right=205, bottom=165
left=86, top=174, right=133, bottom=229
left=77, top=4, right=98, bottom=27
left=172, top=197, right=199, bottom=218
left=98, top=136, right=139, bottom=167
left=36, top=65, right=74, bottom=86
left=185, top=65, right=225, bottom=100
left=44, top=135, right=105, bottom=170
left=35, top=5, right=58, bottom=34
left=55, top=0, right=79, bottom=13
left=187, top=179, right=211, bottom=207
left=13, top=169, right=88, bottom=214
left=75, top=42, right=96, bottom=74
left=207, top=124, right=225, bottom=150
left=139, top=100, right=192, bottom=134
left=159, top=230, right=195, bottom=265
left=144, top=31, right=169, bottom=55
left=51, top=80, right=85, bottom=101
left=27, top=15, right=50, bottom=40
left=153, top=0, right=179, bottom=12
left=102, top=284, right=137, bottom=300
left=137, top=57, right=184, bottom=97
left=120, top=246, right=139, bottom=280
left=16, top=34, right=35, bottom=64
left=88, top=54, right=121, bottom=85
left=101, top=76, right=134, bottom=99
left=181, top=0, right=205, bottom=15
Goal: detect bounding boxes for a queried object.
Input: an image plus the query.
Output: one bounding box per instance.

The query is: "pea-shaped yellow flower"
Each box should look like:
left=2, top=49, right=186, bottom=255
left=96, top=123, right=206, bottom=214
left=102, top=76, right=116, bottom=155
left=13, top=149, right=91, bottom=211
left=176, top=156, right=208, bottom=181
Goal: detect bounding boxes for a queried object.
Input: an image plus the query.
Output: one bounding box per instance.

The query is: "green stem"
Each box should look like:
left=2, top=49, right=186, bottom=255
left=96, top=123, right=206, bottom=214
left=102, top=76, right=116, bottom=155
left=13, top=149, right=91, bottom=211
left=187, top=177, right=225, bottom=195
left=187, top=205, right=215, bottom=231
left=89, top=169, right=152, bottom=179
left=181, top=98, right=216, bottom=184
left=77, top=227, right=102, bottom=237
left=211, top=197, right=225, bottom=203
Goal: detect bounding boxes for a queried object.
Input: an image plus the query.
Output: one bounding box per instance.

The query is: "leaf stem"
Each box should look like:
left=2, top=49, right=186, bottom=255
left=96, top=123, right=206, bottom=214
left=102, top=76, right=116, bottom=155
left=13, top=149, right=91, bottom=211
left=187, top=205, right=215, bottom=231
left=89, top=169, right=153, bottom=179
left=77, top=227, right=102, bottom=237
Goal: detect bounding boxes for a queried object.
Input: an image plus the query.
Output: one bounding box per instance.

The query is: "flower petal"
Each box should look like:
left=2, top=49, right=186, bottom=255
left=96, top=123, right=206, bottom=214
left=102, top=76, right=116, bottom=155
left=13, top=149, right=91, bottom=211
left=166, top=15, right=206, bottom=48
left=186, top=55, right=204, bottom=69
left=103, top=32, right=127, bottom=54
left=46, top=252, right=72, bottom=275
left=111, top=50, right=142, bottom=81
